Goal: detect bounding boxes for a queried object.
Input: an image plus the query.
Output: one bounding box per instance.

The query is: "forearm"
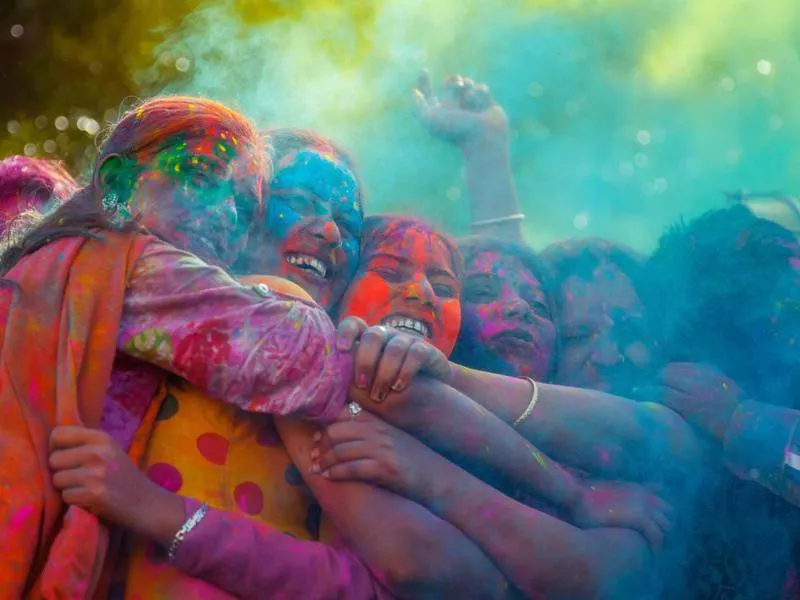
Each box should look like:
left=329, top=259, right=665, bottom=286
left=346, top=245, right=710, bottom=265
left=451, top=366, right=701, bottom=481
left=171, top=498, right=389, bottom=600
left=418, top=452, right=651, bottom=599
left=277, top=417, right=506, bottom=600
left=724, top=399, right=800, bottom=506
left=352, top=379, right=584, bottom=515
left=463, top=137, right=524, bottom=243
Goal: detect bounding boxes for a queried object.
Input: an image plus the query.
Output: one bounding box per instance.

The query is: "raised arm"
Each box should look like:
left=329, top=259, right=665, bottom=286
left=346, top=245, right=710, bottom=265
left=276, top=416, right=508, bottom=600
left=413, top=71, right=524, bottom=243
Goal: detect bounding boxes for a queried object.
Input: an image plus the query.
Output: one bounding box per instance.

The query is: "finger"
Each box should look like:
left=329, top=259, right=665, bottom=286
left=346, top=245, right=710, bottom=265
left=652, top=510, right=673, bottom=533
left=321, top=458, right=383, bottom=483
left=324, top=419, right=373, bottom=445
left=473, top=83, right=494, bottom=108
left=639, top=519, right=665, bottom=552
left=651, top=496, right=674, bottom=514
left=353, top=326, right=390, bottom=391
left=335, top=316, right=368, bottom=352
left=52, top=466, right=92, bottom=491
left=390, top=340, right=433, bottom=392
left=61, top=486, right=93, bottom=508
left=49, top=447, right=96, bottom=472
left=659, top=390, right=693, bottom=413
left=369, top=333, right=412, bottom=402
left=629, top=386, right=664, bottom=403
left=417, top=69, right=435, bottom=101
left=442, top=75, right=466, bottom=106
left=315, top=440, right=372, bottom=473
left=50, top=426, right=103, bottom=452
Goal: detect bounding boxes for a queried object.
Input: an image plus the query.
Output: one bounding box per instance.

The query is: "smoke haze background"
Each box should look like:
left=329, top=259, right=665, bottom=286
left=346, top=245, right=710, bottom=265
left=3, top=0, right=800, bottom=250
left=134, top=0, right=800, bottom=250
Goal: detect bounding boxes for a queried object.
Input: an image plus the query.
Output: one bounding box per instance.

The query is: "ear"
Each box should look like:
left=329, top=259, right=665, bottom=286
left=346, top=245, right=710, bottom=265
left=94, top=153, right=132, bottom=199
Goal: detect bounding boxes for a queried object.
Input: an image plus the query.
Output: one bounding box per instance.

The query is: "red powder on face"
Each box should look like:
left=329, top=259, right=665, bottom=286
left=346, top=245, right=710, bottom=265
left=339, top=225, right=461, bottom=355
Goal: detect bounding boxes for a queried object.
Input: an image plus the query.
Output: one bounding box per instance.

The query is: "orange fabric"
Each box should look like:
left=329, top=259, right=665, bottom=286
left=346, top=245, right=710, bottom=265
left=124, top=275, right=316, bottom=600
left=0, top=231, right=159, bottom=599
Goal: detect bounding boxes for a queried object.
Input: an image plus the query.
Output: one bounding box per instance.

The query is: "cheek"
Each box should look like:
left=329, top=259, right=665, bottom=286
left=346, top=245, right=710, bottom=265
left=435, top=298, right=461, bottom=356
left=461, top=302, right=506, bottom=342
left=339, top=272, right=393, bottom=326
left=266, top=201, right=303, bottom=242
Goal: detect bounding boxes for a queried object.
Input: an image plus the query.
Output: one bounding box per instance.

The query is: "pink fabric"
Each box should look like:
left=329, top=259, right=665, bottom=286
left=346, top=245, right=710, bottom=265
left=171, top=498, right=394, bottom=600
left=99, top=238, right=352, bottom=449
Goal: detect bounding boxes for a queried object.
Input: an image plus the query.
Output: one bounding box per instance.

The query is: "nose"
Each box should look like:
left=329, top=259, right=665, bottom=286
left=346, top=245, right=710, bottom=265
left=402, top=274, right=435, bottom=307
left=502, top=293, right=534, bottom=322
left=308, top=218, right=342, bottom=249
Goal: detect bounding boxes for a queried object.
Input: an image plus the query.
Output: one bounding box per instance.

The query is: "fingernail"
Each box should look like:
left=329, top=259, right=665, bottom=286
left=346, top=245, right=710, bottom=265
left=310, top=447, right=319, bottom=461
left=309, top=463, right=320, bottom=474
left=312, top=431, right=322, bottom=443
left=391, top=379, right=404, bottom=392
left=356, top=374, right=367, bottom=389
left=322, top=469, right=331, bottom=478
left=372, top=390, right=386, bottom=403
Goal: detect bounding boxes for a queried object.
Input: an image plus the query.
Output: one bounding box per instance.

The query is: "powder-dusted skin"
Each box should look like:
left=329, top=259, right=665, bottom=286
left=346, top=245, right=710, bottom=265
left=338, top=220, right=462, bottom=355
left=254, top=149, right=363, bottom=310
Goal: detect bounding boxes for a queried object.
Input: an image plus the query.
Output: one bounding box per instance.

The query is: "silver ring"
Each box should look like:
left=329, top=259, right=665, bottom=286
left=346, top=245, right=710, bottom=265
left=347, top=403, right=363, bottom=419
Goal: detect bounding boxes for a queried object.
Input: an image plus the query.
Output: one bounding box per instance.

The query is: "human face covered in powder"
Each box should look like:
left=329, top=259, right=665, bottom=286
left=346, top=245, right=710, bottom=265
left=111, top=127, right=263, bottom=268
left=556, top=259, right=652, bottom=396
left=338, top=218, right=462, bottom=356
left=457, top=249, right=556, bottom=380
left=249, top=149, right=362, bottom=311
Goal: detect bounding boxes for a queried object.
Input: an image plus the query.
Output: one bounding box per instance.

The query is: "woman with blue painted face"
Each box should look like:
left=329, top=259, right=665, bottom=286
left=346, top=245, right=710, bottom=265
left=237, top=129, right=364, bottom=310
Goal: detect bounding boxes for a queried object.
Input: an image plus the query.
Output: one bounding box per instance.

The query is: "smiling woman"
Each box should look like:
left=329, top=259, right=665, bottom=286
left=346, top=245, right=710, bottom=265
left=237, top=129, right=364, bottom=310
left=337, top=214, right=464, bottom=356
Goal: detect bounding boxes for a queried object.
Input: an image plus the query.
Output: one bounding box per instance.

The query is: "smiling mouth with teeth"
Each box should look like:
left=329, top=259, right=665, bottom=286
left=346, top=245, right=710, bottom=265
left=382, top=316, right=432, bottom=338
left=285, top=253, right=329, bottom=279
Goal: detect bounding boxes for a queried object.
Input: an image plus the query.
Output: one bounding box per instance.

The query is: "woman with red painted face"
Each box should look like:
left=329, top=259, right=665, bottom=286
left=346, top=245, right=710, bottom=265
left=452, top=236, right=558, bottom=382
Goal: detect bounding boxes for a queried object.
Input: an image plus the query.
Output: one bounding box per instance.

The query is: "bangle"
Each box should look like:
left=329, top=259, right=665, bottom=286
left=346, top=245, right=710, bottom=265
left=513, top=377, right=539, bottom=428
left=471, top=213, right=525, bottom=228
left=168, top=502, right=209, bottom=561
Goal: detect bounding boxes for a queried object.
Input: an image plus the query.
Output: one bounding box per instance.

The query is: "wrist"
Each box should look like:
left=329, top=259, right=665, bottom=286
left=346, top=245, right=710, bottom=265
left=461, top=130, right=511, bottom=164
left=131, top=482, right=187, bottom=546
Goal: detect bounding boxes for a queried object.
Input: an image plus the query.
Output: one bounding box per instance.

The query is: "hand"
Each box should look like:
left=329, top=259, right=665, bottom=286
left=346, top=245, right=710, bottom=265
left=413, top=70, right=509, bottom=149
left=335, top=317, right=454, bottom=402
left=570, top=481, right=673, bottom=552
left=653, top=363, right=743, bottom=442
left=309, top=409, right=436, bottom=501
left=49, top=425, right=183, bottom=544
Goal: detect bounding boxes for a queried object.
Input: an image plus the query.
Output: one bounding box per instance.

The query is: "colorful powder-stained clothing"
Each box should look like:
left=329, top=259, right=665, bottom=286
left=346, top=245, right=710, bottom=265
left=0, top=233, right=350, bottom=598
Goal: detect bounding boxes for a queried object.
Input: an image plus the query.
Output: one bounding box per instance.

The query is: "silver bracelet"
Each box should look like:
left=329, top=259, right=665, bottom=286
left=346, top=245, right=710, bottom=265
left=471, top=213, right=525, bottom=228
left=513, top=378, right=539, bottom=428
left=168, top=502, right=210, bottom=561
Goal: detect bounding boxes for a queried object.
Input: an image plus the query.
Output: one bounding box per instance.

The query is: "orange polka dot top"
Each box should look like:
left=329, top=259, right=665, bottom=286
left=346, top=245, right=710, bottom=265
left=124, top=276, right=320, bottom=599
